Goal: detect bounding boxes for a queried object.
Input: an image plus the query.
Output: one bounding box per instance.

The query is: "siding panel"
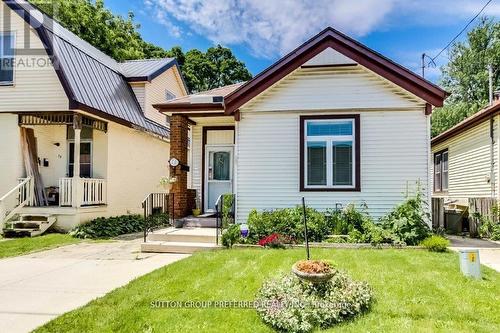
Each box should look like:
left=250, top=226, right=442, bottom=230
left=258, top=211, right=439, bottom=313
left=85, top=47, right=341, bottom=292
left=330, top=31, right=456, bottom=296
left=432, top=117, right=499, bottom=198
left=236, top=110, right=429, bottom=222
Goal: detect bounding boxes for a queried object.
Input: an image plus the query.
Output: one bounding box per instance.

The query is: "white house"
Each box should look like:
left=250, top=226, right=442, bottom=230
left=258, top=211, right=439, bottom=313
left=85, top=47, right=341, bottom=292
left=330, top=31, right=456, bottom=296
left=0, top=0, right=187, bottom=233
left=155, top=27, right=448, bottom=223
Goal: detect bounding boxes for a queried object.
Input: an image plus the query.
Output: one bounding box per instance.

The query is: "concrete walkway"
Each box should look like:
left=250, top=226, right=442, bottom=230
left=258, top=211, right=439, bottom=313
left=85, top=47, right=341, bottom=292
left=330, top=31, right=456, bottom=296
left=448, top=235, right=500, bottom=272
left=0, top=239, right=189, bottom=333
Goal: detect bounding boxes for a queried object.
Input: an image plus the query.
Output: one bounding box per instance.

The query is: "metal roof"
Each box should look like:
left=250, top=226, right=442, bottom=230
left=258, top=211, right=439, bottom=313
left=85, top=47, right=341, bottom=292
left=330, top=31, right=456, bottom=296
left=119, top=58, right=177, bottom=82
left=6, top=0, right=177, bottom=139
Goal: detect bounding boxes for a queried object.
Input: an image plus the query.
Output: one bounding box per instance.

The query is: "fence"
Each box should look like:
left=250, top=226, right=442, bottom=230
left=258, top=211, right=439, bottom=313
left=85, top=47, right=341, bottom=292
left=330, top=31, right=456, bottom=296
left=468, top=198, right=497, bottom=237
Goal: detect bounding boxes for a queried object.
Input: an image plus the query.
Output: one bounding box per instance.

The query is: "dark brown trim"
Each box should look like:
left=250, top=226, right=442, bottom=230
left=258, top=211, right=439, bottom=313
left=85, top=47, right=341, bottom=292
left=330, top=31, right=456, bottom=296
left=299, top=114, right=361, bottom=192
left=432, top=103, right=500, bottom=146
left=172, top=112, right=227, bottom=118
left=425, top=103, right=432, bottom=115
left=300, top=63, right=358, bottom=69
left=154, top=103, right=225, bottom=112
left=433, top=149, right=448, bottom=193
left=224, top=27, right=448, bottom=114
left=201, top=126, right=235, bottom=213
left=234, top=110, right=241, bottom=121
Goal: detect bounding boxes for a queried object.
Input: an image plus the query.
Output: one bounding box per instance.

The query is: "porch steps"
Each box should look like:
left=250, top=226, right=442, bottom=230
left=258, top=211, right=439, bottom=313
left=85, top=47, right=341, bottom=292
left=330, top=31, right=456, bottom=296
left=183, top=217, right=219, bottom=228
left=141, top=226, right=221, bottom=254
left=3, top=214, right=56, bottom=237
left=141, top=241, right=220, bottom=254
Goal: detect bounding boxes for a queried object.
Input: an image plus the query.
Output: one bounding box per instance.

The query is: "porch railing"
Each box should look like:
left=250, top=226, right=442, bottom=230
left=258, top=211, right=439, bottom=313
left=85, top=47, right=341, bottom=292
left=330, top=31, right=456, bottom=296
left=59, top=178, right=107, bottom=207
left=0, top=177, right=34, bottom=230
left=215, top=193, right=235, bottom=245
left=142, top=192, right=172, bottom=242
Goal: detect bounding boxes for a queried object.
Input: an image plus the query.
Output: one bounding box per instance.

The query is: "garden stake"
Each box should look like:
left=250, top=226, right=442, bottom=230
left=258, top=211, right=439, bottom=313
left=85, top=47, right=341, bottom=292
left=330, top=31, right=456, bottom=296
left=302, top=197, right=310, bottom=260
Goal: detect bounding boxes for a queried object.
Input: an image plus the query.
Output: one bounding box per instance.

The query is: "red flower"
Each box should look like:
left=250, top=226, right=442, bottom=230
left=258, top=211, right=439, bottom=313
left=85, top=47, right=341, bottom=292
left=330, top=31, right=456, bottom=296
left=258, top=233, right=292, bottom=247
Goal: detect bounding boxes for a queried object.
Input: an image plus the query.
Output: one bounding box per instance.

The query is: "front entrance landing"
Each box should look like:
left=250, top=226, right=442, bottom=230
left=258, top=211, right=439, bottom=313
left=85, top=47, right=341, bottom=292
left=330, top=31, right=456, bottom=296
left=141, top=226, right=221, bottom=254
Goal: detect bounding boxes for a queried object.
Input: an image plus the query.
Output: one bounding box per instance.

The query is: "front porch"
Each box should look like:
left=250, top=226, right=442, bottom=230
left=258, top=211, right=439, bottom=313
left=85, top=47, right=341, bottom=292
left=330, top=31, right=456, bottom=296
left=0, top=112, right=109, bottom=235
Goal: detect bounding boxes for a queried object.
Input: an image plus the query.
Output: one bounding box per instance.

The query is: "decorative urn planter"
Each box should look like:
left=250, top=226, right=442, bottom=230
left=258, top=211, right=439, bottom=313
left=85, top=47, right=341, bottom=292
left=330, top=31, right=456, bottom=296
left=292, top=260, right=335, bottom=284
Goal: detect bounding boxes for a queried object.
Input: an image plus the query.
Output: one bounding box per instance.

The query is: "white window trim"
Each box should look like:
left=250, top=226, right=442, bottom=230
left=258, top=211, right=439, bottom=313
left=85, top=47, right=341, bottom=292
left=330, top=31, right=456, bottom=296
left=303, top=118, right=356, bottom=189
left=0, top=31, right=15, bottom=86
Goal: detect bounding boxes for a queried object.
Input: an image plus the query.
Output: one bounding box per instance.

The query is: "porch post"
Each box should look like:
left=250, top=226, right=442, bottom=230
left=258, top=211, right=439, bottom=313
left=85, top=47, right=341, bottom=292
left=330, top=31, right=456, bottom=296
left=169, top=115, right=189, bottom=218
left=72, top=115, right=82, bottom=208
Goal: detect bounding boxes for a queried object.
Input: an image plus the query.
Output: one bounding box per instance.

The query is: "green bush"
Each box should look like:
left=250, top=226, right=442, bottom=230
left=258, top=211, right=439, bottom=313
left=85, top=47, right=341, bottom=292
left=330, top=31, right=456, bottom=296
left=221, top=224, right=240, bottom=248
left=256, top=272, right=372, bottom=333
left=247, top=206, right=328, bottom=243
left=70, top=214, right=168, bottom=239
left=421, top=235, right=450, bottom=252
left=478, top=205, right=500, bottom=240
left=221, top=193, right=234, bottom=228
left=379, top=186, right=431, bottom=245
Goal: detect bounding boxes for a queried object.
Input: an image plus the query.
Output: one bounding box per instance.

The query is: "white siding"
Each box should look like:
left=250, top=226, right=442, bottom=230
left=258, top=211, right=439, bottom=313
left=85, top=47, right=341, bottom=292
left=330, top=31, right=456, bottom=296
left=242, top=66, right=424, bottom=112
left=0, top=114, right=23, bottom=199
left=303, top=47, right=356, bottom=66
left=0, top=2, right=68, bottom=112
left=432, top=116, right=499, bottom=199
left=236, top=110, right=429, bottom=222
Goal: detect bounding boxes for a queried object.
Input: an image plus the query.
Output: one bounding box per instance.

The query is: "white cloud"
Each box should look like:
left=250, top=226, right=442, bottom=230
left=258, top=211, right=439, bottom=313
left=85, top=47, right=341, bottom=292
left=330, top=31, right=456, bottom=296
left=145, top=0, right=500, bottom=59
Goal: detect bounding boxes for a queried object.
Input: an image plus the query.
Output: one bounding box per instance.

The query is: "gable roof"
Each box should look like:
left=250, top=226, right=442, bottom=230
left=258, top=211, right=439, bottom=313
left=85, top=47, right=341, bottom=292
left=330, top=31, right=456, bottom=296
left=119, top=58, right=178, bottom=82
left=5, top=0, right=186, bottom=139
left=432, top=102, right=500, bottom=146
left=223, top=27, right=448, bottom=114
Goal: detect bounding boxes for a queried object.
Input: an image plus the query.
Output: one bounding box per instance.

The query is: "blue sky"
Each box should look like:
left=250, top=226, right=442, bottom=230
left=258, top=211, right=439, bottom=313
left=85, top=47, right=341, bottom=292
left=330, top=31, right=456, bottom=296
left=104, top=0, right=500, bottom=83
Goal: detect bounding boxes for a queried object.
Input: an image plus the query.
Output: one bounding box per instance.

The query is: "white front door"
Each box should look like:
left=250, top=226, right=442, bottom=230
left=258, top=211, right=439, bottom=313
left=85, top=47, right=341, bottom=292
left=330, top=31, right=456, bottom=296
left=204, top=145, right=233, bottom=212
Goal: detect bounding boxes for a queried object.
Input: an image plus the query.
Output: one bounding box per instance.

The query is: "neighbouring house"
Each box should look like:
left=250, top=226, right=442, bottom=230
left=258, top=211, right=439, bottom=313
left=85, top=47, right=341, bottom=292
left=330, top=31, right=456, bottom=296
left=0, top=0, right=187, bottom=233
left=155, top=27, right=448, bottom=224
left=431, top=97, right=500, bottom=234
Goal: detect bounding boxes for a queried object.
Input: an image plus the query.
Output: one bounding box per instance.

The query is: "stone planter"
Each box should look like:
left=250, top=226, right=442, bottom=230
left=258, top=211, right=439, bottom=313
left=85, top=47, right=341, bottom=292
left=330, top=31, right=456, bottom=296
left=292, top=262, right=334, bottom=283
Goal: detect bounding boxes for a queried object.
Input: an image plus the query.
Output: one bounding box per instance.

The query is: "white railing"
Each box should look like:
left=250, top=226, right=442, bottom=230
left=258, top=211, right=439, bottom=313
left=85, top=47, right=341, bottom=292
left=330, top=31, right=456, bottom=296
left=59, top=178, right=73, bottom=207
left=59, top=178, right=107, bottom=207
left=81, top=178, right=107, bottom=206
left=0, top=177, right=33, bottom=229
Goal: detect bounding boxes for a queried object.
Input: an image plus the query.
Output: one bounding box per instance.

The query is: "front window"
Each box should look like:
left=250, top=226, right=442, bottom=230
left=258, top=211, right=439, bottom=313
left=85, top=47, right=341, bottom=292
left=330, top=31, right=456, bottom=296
left=67, top=126, right=93, bottom=178
left=0, top=33, right=15, bottom=85
left=302, top=116, right=359, bottom=190
left=434, top=149, right=448, bottom=192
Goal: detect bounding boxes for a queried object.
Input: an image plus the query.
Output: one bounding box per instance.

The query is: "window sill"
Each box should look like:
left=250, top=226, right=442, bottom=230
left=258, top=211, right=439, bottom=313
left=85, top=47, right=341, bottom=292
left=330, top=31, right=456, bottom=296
left=301, top=187, right=360, bottom=192
left=0, top=82, right=14, bottom=86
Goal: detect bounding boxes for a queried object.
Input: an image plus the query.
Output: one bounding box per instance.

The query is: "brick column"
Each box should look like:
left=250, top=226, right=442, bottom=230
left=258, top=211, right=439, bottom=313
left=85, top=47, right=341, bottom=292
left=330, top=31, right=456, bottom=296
left=170, top=115, right=189, bottom=218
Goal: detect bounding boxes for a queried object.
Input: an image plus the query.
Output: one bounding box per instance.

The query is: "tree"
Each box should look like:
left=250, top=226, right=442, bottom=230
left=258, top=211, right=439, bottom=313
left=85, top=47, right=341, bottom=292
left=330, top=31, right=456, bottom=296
left=432, top=18, right=500, bottom=136
left=183, top=46, right=252, bottom=92
left=30, top=0, right=251, bottom=92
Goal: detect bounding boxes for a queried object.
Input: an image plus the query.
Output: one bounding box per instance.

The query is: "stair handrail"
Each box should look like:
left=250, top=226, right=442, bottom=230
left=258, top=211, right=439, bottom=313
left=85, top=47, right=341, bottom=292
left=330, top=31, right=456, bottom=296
left=142, top=192, right=171, bottom=242
left=0, top=177, right=33, bottom=231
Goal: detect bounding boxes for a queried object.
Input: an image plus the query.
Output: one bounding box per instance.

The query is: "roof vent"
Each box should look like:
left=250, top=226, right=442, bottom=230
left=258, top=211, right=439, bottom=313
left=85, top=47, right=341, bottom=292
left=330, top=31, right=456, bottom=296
left=190, top=95, right=224, bottom=104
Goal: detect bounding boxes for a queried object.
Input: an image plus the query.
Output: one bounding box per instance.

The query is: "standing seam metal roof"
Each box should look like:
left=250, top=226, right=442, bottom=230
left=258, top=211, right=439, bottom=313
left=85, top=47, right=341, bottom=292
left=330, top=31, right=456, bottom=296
left=6, top=0, right=178, bottom=139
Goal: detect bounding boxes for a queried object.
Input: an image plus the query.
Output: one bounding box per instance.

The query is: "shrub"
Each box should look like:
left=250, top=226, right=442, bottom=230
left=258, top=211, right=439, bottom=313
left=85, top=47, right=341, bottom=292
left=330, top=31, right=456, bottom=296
left=221, top=193, right=235, bottom=228
left=221, top=224, right=241, bottom=248
left=420, top=235, right=450, bottom=252
left=255, top=272, right=372, bottom=333
left=247, top=206, right=328, bottom=244
left=379, top=185, right=431, bottom=245
left=70, top=214, right=150, bottom=239
left=478, top=206, right=500, bottom=241
left=257, top=233, right=292, bottom=248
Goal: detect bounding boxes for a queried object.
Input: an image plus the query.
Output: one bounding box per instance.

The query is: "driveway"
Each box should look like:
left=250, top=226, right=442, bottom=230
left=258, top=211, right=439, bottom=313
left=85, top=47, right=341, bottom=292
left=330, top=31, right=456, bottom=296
left=0, top=239, right=189, bottom=333
left=448, top=235, right=500, bottom=272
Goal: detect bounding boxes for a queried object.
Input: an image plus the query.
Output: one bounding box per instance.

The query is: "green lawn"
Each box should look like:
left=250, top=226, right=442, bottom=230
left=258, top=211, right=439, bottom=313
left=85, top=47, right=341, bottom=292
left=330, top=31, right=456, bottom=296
left=0, top=233, right=81, bottom=259
left=36, top=248, right=500, bottom=333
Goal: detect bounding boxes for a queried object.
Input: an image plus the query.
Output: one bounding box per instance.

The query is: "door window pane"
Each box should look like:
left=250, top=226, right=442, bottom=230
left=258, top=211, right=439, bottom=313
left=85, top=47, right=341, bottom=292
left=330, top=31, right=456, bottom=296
left=307, top=121, right=352, bottom=136
left=213, top=151, right=230, bottom=180
left=307, top=141, right=327, bottom=185
left=333, top=141, right=352, bottom=185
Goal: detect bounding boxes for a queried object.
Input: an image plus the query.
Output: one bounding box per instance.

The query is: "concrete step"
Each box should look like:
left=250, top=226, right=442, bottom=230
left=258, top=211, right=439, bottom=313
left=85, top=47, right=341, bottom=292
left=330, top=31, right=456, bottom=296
left=183, top=217, right=219, bottom=228
left=141, top=241, right=221, bottom=254
left=148, top=233, right=217, bottom=243
left=3, top=228, right=42, bottom=237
